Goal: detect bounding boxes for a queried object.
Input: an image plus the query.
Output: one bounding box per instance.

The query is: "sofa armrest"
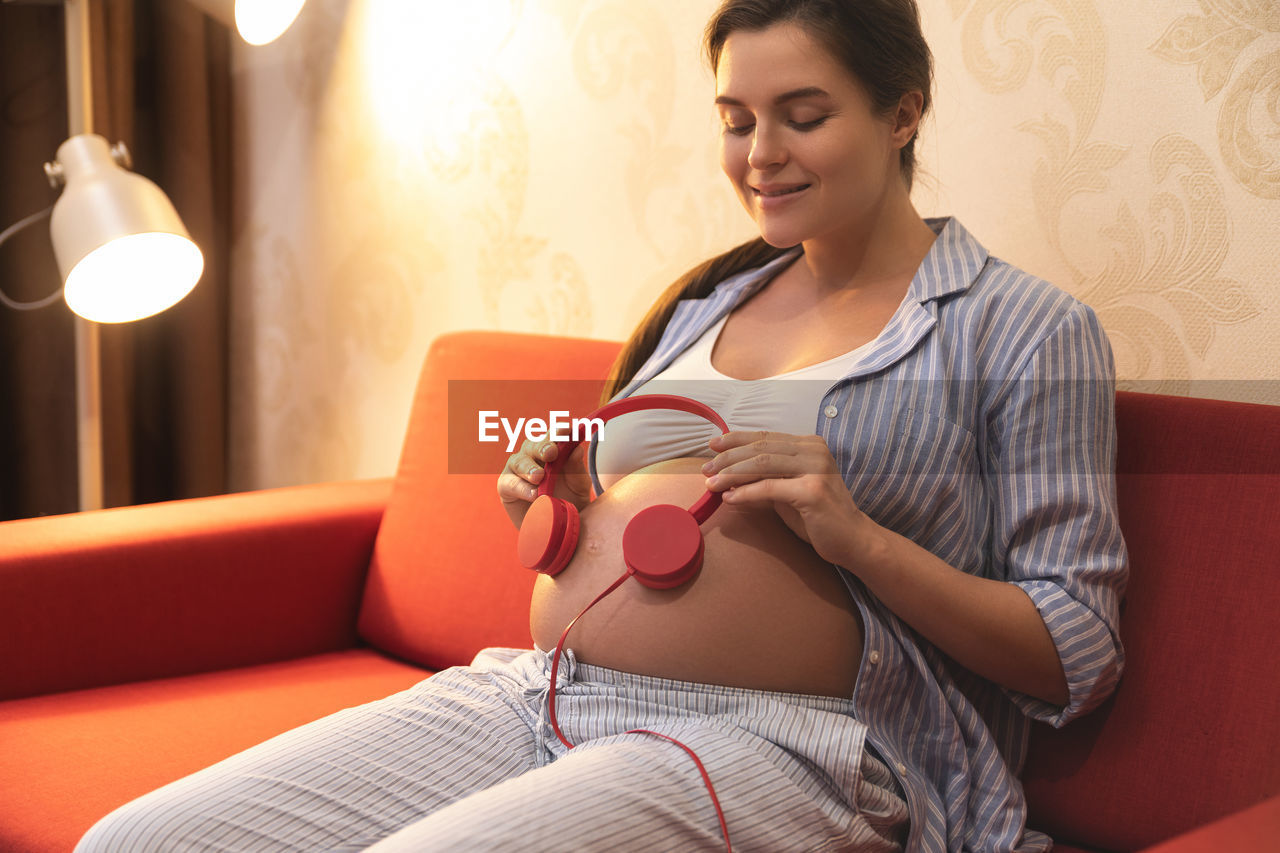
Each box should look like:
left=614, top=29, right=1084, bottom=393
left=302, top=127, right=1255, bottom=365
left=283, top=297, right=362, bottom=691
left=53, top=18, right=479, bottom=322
left=0, top=479, right=392, bottom=701
left=1136, top=794, right=1280, bottom=853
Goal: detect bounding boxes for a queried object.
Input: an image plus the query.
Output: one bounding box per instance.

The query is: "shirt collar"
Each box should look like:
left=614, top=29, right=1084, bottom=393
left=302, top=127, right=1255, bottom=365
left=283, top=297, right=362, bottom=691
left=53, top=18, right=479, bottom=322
left=912, top=217, right=988, bottom=303
left=705, top=245, right=802, bottom=304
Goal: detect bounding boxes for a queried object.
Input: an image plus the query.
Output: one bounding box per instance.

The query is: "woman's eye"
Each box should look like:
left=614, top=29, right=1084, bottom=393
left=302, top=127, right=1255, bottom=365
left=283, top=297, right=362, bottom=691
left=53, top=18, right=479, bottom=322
left=720, top=115, right=828, bottom=136
left=790, top=116, right=829, bottom=132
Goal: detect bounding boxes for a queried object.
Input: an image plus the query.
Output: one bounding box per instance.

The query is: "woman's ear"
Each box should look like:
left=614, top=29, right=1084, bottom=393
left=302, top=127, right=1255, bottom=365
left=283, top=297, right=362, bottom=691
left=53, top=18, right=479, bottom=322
left=890, top=91, right=924, bottom=149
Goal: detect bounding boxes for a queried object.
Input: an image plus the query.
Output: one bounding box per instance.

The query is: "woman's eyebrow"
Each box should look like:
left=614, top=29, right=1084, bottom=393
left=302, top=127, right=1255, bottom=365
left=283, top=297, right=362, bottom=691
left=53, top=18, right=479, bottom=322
left=715, top=86, right=833, bottom=107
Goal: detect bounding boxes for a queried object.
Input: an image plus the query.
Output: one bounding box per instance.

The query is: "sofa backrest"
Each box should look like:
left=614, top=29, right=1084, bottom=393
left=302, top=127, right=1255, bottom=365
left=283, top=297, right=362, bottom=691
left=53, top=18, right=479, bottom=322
left=1022, top=390, right=1280, bottom=850
left=358, top=331, right=623, bottom=671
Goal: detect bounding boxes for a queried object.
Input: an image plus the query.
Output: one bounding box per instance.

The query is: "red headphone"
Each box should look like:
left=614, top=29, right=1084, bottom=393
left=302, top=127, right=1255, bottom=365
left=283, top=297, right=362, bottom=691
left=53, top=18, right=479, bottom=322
left=516, top=394, right=729, bottom=590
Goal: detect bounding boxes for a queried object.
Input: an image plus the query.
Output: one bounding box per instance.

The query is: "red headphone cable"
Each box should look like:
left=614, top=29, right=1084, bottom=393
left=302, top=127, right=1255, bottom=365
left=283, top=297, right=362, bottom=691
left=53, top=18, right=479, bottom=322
left=546, top=570, right=733, bottom=852
left=546, top=569, right=632, bottom=751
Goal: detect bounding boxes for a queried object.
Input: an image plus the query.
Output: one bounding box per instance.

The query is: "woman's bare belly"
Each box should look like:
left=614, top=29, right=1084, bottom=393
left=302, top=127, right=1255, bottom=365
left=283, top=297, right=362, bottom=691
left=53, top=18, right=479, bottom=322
left=529, top=457, right=865, bottom=698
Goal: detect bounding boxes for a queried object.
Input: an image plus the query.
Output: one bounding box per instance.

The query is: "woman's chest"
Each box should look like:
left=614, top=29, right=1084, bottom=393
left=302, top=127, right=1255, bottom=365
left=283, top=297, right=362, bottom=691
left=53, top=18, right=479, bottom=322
left=710, top=281, right=910, bottom=380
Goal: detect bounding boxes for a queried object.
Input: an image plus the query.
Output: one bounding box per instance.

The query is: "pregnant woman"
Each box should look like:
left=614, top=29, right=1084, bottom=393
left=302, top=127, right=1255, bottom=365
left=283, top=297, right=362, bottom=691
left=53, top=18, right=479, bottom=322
left=77, top=1, right=1127, bottom=851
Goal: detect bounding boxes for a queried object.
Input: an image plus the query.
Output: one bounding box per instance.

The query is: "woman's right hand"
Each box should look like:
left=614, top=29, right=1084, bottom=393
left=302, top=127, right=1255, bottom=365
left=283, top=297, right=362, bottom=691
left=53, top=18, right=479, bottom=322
left=498, top=439, right=592, bottom=529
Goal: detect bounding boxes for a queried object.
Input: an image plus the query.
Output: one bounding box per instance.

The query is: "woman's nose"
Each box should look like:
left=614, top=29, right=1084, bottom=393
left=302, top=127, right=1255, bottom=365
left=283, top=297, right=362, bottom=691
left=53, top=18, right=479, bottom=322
left=747, top=125, right=786, bottom=170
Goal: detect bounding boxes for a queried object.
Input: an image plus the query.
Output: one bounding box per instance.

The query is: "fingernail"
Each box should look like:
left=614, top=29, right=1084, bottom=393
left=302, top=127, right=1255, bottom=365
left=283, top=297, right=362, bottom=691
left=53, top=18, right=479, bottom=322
left=700, top=460, right=713, bottom=473
left=705, top=475, right=719, bottom=489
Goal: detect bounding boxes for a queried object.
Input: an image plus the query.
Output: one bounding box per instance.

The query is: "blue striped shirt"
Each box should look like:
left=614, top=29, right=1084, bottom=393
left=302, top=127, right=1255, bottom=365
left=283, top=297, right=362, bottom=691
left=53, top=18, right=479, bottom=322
left=590, top=217, right=1128, bottom=851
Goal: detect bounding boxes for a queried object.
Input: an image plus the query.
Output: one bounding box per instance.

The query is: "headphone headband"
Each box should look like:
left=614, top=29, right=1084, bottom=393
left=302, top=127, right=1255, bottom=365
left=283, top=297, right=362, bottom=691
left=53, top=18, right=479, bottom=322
left=538, top=394, right=728, bottom=523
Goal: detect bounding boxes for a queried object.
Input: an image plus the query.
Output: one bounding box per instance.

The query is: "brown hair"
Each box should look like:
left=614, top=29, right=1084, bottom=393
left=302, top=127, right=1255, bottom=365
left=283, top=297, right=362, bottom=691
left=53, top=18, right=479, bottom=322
left=600, top=0, right=933, bottom=402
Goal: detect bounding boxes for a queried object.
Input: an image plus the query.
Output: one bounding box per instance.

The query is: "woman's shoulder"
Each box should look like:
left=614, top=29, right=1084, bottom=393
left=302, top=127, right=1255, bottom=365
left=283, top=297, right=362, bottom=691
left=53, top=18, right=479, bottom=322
left=981, top=258, right=1094, bottom=329
left=941, top=227, right=1105, bottom=343
left=931, top=221, right=1111, bottom=378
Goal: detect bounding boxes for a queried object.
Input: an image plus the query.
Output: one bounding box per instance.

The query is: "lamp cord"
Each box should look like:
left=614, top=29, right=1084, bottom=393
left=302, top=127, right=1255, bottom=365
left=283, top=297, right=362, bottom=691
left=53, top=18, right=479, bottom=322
left=0, top=205, right=62, bottom=311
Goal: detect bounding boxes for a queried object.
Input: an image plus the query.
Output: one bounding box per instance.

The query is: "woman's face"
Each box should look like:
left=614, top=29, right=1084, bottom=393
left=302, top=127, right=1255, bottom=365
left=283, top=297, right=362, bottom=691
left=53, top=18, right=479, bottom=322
left=715, top=23, right=905, bottom=249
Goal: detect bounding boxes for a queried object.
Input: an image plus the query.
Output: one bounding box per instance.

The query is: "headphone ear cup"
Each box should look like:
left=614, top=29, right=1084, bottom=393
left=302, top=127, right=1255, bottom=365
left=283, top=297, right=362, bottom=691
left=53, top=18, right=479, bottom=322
left=623, top=504, right=704, bottom=589
left=517, top=494, right=581, bottom=576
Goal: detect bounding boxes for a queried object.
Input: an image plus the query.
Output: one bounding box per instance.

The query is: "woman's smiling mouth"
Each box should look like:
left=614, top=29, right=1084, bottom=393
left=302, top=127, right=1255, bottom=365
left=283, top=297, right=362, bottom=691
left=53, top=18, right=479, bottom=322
left=753, top=183, right=811, bottom=197
left=751, top=183, right=812, bottom=211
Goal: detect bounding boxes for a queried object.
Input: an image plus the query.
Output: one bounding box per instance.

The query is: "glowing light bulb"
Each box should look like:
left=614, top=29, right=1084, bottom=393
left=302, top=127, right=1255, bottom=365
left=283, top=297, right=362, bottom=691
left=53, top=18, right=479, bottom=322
left=235, top=0, right=307, bottom=46
left=63, top=233, right=203, bottom=324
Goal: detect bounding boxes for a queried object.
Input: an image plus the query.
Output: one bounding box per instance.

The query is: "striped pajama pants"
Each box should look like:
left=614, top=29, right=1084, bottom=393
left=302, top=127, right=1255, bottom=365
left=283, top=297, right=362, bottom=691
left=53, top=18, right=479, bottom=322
left=76, top=647, right=907, bottom=852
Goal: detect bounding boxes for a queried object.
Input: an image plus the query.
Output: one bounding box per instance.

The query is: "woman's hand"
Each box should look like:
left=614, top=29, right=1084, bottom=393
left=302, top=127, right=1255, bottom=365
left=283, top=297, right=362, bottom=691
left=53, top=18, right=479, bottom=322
left=497, top=440, right=592, bottom=529
left=701, top=430, right=875, bottom=569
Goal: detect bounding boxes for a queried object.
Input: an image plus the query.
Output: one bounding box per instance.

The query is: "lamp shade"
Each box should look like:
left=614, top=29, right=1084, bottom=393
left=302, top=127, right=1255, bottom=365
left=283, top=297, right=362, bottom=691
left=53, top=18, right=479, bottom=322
left=186, top=0, right=307, bottom=45
left=49, top=134, right=203, bottom=324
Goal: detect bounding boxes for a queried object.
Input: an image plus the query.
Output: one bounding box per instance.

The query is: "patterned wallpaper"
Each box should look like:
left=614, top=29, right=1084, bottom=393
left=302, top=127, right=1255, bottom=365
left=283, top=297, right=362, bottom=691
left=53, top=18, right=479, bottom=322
left=227, top=0, right=1279, bottom=491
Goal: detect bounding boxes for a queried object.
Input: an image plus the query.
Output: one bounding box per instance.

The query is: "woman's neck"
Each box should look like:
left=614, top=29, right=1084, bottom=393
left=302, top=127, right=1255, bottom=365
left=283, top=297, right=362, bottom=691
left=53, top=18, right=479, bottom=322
left=796, top=187, right=938, bottom=297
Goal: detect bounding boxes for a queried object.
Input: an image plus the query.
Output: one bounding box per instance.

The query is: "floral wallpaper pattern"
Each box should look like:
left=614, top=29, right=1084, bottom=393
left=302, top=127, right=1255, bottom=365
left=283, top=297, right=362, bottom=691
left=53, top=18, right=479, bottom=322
left=1151, top=0, right=1280, bottom=199
left=228, top=0, right=1279, bottom=490
left=945, top=0, right=1264, bottom=394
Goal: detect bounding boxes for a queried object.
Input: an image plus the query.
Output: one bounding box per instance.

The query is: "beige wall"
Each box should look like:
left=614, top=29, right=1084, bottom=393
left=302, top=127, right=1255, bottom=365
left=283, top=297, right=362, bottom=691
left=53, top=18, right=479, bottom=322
left=228, top=0, right=1279, bottom=491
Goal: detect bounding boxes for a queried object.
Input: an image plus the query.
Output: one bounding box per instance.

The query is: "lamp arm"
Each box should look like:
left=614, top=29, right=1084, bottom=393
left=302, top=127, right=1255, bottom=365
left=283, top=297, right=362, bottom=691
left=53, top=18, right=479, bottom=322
left=0, top=206, right=63, bottom=311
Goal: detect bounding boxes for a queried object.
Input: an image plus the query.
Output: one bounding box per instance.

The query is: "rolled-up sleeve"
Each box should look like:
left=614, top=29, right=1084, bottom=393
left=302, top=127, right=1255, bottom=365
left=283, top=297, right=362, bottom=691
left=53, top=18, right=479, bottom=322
left=987, top=302, right=1129, bottom=728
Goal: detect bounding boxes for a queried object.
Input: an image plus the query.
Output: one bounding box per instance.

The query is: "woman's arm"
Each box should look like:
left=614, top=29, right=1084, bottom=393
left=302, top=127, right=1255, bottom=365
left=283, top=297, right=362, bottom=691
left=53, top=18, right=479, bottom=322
left=844, top=516, right=1068, bottom=705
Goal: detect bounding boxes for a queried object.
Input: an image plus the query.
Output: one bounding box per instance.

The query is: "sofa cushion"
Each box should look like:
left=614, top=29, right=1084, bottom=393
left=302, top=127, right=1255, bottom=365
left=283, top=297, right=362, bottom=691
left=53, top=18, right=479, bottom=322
left=1, top=480, right=390, bottom=702
left=358, top=331, right=623, bottom=671
left=0, top=649, right=428, bottom=853
left=1023, top=391, right=1280, bottom=850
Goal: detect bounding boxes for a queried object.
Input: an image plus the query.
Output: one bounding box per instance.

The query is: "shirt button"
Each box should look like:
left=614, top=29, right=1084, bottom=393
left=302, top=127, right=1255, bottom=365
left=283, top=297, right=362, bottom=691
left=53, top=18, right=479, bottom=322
left=823, top=405, right=839, bottom=418
left=868, top=650, right=881, bottom=665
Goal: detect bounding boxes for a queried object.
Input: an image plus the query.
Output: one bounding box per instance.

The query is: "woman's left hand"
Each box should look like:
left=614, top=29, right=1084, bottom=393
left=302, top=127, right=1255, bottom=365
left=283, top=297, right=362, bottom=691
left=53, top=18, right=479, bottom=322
left=702, top=430, right=875, bottom=569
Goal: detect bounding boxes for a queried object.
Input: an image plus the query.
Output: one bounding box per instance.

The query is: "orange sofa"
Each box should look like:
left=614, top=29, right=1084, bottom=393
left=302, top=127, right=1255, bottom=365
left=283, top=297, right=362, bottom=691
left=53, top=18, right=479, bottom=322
left=2, top=331, right=1277, bottom=852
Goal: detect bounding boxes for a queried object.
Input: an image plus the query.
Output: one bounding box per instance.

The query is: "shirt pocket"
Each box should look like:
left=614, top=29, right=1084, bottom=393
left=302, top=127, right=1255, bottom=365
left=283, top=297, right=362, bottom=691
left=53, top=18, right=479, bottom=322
left=852, top=407, right=982, bottom=564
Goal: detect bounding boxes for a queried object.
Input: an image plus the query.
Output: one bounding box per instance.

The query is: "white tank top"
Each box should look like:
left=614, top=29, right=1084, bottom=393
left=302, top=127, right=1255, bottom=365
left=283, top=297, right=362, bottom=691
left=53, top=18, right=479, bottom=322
left=595, top=311, right=878, bottom=490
